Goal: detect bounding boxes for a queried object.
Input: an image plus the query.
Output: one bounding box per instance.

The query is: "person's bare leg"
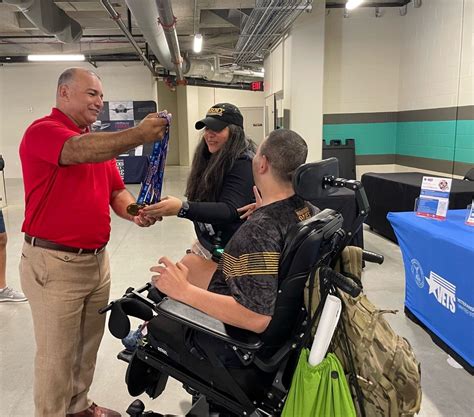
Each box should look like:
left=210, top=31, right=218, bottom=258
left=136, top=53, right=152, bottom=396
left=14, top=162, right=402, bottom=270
left=180, top=253, right=217, bottom=290
left=0, top=232, right=7, bottom=289
left=0, top=227, right=27, bottom=302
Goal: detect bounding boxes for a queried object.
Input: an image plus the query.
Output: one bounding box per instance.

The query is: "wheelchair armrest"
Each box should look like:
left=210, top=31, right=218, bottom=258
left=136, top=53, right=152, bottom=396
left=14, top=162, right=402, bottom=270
left=157, top=298, right=263, bottom=351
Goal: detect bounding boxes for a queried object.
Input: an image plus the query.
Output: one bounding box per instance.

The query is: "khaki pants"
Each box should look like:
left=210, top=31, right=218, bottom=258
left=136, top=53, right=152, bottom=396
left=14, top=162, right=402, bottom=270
left=20, top=242, right=111, bottom=417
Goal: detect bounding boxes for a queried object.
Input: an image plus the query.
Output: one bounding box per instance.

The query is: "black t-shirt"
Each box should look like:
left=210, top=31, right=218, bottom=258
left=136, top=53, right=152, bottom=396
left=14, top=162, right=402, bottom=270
left=187, top=154, right=255, bottom=251
left=208, top=195, right=316, bottom=316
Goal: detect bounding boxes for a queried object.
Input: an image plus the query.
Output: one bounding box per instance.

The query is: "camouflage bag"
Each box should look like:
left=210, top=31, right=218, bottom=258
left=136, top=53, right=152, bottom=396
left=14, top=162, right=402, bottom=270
left=305, top=247, right=422, bottom=417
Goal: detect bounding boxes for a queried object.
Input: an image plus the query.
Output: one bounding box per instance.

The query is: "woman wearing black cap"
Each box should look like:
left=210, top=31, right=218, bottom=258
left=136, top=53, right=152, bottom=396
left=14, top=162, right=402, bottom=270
left=142, top=103, right=256, bottom=287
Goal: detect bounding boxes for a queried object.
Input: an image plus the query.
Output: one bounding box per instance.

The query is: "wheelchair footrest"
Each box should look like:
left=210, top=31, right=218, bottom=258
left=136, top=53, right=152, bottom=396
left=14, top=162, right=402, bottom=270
left=126, top=399, right=165, bottom=416
left=117, top=349, right=134, bottom=363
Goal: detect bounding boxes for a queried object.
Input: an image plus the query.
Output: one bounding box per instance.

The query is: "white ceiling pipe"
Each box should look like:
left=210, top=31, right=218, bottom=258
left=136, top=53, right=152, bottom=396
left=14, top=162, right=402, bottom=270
left=4, top=0, right=82, bottom=43
left=125, top=0, right=173, bottom=71
left=155, top=0, right=185, bottom=82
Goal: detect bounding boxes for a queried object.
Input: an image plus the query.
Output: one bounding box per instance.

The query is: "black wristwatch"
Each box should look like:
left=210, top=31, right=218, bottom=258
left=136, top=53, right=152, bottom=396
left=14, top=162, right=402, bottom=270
left=177, top=201, right=190, bottom=218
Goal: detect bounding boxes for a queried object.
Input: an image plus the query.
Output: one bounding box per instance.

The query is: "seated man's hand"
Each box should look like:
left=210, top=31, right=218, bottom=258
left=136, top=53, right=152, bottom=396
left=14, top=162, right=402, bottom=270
left=150, top=256, right=190, bottom=300
left=142, top=196, right=182, bottom=218
left=237, top=186, right=262, bottom=219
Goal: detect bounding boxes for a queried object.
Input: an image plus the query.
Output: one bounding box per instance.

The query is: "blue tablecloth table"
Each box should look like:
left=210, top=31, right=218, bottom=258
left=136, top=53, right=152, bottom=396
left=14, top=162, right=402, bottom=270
left=388, top=210, right=474, bottom=373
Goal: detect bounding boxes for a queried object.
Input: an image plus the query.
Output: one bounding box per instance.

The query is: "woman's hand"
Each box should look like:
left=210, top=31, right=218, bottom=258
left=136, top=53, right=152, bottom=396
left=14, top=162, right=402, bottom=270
left=237, top=186, right=262, bottom=219
left=142, top=195, right=183, bottom=218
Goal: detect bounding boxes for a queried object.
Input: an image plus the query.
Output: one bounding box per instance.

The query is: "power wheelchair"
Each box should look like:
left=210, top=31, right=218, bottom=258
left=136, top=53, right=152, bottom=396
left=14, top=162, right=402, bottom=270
left=100, top=158, right=381, bottom=417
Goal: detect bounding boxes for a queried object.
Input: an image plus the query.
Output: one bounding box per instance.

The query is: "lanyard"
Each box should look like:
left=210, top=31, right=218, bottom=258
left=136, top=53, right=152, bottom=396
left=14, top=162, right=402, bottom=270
left=126, top=112, right=171, bottom=216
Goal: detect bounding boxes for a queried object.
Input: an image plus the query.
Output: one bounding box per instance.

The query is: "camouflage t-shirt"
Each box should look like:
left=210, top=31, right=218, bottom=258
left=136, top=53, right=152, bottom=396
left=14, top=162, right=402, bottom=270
left=208, top=194, right=316, bottom=316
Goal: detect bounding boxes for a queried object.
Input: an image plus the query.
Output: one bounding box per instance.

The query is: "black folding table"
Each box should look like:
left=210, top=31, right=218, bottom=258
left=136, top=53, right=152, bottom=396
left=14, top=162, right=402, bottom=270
left=362, top=172, right=474, bottom=242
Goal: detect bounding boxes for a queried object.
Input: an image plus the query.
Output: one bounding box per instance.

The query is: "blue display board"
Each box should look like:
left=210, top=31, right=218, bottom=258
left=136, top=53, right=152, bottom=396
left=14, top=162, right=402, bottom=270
left=388, top=210, right=474, bottom=372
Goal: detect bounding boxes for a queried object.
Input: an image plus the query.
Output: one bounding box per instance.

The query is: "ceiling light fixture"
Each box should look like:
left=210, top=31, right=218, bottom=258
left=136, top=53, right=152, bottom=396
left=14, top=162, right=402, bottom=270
left=27, top=54, right=86, bottom=62
left=193, top=34, right=203, bottom=53
left=346, top=0, right=364, bottom=10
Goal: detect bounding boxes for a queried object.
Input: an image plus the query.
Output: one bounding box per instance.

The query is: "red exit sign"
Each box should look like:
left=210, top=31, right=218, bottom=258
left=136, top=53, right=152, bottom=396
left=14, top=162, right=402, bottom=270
left=251, top=81, right=264, bottom=91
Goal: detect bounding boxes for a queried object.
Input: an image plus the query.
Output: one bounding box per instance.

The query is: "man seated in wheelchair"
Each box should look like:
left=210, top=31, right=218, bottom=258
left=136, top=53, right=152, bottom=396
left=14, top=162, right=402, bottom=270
left=149, top=128, right=317, bottom=352
left=111, top=128, right=331, bottom=414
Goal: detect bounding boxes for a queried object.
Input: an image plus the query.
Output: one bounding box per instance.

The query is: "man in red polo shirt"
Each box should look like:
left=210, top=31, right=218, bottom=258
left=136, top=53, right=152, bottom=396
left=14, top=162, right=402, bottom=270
left=19, top=67, right=167, bottom=417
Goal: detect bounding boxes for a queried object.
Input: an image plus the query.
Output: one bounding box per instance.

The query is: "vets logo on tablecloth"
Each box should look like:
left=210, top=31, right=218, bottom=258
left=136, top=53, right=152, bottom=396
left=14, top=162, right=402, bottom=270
left=410, top=259, right=425, bottom=289
left=425, top=271, right=456, bottom=314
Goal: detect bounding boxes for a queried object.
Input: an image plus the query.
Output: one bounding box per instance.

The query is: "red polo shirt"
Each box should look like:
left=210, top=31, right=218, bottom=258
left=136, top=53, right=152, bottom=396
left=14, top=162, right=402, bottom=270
left=20, top=108, right=125, bottom=248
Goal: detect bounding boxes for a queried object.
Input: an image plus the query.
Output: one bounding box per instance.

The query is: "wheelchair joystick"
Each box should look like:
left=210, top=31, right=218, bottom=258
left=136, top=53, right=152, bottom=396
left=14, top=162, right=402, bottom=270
left=211, top=232, right=224, bottom=263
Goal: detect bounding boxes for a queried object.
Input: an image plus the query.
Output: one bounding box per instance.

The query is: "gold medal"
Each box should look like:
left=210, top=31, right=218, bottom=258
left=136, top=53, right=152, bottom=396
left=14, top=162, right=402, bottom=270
left=127, top=203, right=146, bottom=216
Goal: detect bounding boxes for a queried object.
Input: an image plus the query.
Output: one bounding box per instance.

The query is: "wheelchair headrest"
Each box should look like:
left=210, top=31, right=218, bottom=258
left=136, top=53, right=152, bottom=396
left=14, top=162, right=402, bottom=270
left=108, top=298, right=154, bottom=339
left=293, top=158, right=339, bottom=201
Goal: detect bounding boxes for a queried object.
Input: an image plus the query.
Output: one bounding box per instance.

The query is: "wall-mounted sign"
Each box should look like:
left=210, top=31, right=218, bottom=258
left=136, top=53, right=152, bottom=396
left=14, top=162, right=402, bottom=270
left=251, top=81, right=264, bottom=91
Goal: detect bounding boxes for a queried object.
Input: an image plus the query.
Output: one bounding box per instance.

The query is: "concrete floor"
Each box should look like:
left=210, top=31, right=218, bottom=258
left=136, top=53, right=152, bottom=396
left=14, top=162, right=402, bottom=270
left=0, top=166, right=472, bottom=416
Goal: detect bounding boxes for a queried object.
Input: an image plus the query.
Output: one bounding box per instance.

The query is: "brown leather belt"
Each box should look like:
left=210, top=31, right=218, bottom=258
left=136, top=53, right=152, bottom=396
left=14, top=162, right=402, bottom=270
left=25, top=234, right=106, bottom=255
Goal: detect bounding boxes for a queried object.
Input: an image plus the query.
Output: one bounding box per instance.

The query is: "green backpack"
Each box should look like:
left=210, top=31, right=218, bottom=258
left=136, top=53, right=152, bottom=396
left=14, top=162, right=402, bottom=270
left=305, top=247, right=422, bottom=417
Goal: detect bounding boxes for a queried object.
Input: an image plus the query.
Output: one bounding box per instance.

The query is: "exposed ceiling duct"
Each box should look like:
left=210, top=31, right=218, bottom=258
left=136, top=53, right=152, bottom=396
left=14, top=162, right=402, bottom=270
left=234, top=0, right=313, bottom=65
left=184, top=56, right=235, bottom=83
left=123, top=0, right=173, bottom=73
left=2, top=0, right=264, bottom=84
left=126, top=0, right=260, bottom=84
left=155, top=0, right=185, bottom=83
left=4, top=0, right=82, bottom=43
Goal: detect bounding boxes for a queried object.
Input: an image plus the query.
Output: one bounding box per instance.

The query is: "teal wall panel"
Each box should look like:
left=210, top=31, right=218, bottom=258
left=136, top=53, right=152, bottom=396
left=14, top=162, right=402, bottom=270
left=323, top=117, right=474, bottom=164
left=396, top=121, right=456, bottom=161
left=323, top=122, right=397, bottom=155
left=454, top=120, right=474, bottom=164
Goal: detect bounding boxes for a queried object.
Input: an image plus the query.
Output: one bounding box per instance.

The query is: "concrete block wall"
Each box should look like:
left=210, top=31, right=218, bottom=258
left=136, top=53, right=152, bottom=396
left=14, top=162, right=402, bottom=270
left=323, top=0, right=473, bottom=177
left=0, top=62, right=157, bottom=179
left=264, top=0, right=326, bottom=163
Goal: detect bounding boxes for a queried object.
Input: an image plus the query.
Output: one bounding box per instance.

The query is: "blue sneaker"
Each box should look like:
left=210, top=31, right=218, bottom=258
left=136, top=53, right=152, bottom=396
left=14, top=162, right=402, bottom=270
left=122, top=326, right=144, bottom=352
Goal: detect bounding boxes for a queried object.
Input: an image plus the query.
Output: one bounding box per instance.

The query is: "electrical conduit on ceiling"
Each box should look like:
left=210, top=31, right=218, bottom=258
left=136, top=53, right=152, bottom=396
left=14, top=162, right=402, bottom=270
left=100, top=0, right=156, bottom=75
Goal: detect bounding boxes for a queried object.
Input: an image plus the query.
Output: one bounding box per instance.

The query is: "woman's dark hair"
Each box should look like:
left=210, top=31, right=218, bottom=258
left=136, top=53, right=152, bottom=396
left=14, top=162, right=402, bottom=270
left=186, top=124, right=256, bottom=202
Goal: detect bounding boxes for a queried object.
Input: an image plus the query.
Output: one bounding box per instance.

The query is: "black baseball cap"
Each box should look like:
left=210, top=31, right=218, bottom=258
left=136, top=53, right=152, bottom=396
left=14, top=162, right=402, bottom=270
left=195, top=103, right=244, bottom=131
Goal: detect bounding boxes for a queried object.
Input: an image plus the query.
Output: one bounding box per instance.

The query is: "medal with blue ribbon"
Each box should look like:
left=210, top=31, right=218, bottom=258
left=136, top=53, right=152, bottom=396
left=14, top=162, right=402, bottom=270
left=126, top=112, right=171, bottom=216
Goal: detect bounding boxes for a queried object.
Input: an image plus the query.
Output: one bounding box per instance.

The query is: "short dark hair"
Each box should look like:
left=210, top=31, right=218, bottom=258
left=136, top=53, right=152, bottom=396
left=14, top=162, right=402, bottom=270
left=57, top=67, right=100, bottom=89
left=260, top=129, right=308, bottom=183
